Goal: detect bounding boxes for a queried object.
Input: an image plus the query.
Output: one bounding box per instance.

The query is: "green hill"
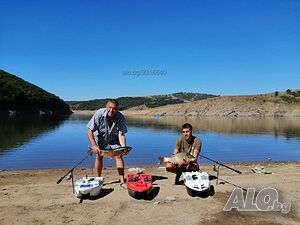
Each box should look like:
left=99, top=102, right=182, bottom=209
left=0, top=70, right=72, bottom=115
left=68, top=92, right=217, bottom=110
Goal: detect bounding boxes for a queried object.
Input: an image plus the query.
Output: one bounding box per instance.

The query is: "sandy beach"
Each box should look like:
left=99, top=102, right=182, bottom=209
left=1, top=162, right=299, bottom=225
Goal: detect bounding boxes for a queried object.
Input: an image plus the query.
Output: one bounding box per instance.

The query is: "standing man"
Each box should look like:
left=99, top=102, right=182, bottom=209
left=166, top=123, right=202, bottom=184
left=87, top=99, right=128, bottom=184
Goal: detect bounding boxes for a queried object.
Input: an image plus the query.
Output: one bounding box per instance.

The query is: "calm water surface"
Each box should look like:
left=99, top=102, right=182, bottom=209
left=0, top=115, right=299, bottom=170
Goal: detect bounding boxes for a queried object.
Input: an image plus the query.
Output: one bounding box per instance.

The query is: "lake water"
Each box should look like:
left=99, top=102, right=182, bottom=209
left=0, top=114, right=300, bottom=170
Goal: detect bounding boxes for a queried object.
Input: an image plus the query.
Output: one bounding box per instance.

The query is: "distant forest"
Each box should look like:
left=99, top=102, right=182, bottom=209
left=0, top=70, right=71, bottom=115
left=68, top=92, right=217, bottom=110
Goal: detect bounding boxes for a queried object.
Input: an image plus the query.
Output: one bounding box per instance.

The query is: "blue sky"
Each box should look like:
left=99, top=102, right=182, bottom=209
left=0, top=0, right=299, bottom=101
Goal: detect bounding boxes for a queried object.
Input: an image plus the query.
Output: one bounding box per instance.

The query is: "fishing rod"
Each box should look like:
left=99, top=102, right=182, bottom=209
left=57, top=146, right=132, bottom=185
left=207, top=172, right=247, bottom=192
left=200, top=155, right=242, bottom=174
left=56, top=149, right=92, bottom=185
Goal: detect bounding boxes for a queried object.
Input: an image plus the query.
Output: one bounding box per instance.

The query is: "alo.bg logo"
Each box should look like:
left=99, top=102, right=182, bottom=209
left=224, top=187, right=291, bottom=214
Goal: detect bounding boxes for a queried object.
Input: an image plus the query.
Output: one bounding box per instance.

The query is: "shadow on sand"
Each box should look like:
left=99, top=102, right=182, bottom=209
left=209, top=175, right=218, bottom=181
left=128, top=186, right=160, bottom=201
left=152, top=175, right=168, bottom=182
left=79, top=188, right=114, bottom=203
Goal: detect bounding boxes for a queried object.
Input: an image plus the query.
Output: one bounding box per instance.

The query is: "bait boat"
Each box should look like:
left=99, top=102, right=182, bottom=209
left=74, top=177, right=104, bottom=198
left=182, top=171, right=213, bottom=197
left=126, top=173, right=152, bottom=198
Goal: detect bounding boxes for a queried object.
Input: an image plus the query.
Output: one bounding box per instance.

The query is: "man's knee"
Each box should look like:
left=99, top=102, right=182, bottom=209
left=166, top=163, right=178, bottom=173
left=96, top=155, right=103, bottom=161
left=115, top=155, right=123, bottom=160
left=186, top=162, right=199, bottom=171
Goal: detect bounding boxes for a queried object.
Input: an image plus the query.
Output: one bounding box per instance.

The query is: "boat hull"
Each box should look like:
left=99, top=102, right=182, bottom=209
left=126, top=173, right=153, bottom=199
left=74, top=177, right=104, bottom=198
left=128, top=188, right=152, bottom=198
left=182, top=171, right=214, bottom=197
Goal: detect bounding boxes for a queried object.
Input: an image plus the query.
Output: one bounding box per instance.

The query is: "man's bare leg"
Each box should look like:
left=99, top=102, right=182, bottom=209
left=95, top=154, right=103, bottom=177
left=116, top=156, right=125, bottom=183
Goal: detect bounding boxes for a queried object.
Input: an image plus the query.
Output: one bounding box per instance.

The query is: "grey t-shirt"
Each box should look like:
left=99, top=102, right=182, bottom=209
left=87, top=108, right=127, bottom=148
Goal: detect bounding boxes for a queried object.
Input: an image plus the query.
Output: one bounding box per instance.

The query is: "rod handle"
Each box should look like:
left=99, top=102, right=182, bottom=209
left=56, top=177, right=64, bottom=184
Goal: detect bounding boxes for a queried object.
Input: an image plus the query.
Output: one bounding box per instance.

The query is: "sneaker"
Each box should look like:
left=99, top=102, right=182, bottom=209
left=117, top=183, right=127, bottom=189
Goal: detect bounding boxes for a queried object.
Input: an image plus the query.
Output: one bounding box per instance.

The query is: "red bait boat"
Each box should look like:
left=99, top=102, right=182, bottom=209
left=126, top=173, right=153, bottom=198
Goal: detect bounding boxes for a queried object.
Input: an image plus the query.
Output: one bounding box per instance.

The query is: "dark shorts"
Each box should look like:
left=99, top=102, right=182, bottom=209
left=103, top=144, right=121, bottom=150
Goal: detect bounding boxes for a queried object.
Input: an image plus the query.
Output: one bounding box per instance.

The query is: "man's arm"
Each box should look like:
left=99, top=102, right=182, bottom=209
left=193, top=141, right=202, bottom=161
left=173, top=137, right=181, bottom=155
left=119, top=132, right=129, bottom=155
left=171, top=139, right=180, bottom=164
left=173, top=148, right=179, bottom=155
left=87, top=111, right=102, bottom=154
left=118, top=132, right=126, bottom=147
left=88, top=128, right=100, bottom=154
left=117, top=114, right=127, bottom=149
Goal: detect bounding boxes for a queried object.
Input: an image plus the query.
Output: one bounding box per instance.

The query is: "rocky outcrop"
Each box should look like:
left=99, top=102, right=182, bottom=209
left=124, top=95, right=300, bottom=117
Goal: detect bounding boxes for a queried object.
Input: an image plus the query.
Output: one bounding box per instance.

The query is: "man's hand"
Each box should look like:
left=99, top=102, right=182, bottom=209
left=98, top=151, right=105, bottom=157
left=123, top=150, right=129, bottom=155
left=168, top=162, right=176, bottom=166
left=182, top=159, right=189, bottom=165
left=90, top=145, right=100, bottom=154
left=121, top=146, right=130, bottom=155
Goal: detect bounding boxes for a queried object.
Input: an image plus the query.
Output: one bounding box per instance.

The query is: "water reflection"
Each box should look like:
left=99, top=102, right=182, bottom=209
left=0, top=115, right=68, bottom=154
left=0, top=114, right=299, bottom=170
left=68, top=114, right=300, bottom=139
left=124, top=116, right=300, bottom=139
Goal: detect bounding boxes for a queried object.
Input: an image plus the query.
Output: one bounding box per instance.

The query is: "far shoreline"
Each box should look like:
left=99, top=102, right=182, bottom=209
left=71, top=109, right=300, bottom=118
left=2, top=160, right=300, bottom=172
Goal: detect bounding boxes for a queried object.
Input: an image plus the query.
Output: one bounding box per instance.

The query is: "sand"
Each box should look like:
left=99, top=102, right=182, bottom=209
left=1, top=162, right=300, bottom=225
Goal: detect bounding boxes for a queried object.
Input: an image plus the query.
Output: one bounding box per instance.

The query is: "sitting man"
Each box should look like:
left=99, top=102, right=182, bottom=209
left=166, top=123, right=202, bottom=184
left=87, top=99, right=128, bottom=185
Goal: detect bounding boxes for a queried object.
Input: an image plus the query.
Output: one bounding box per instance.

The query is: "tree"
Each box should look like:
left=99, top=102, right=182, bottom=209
left=275, top=91, right=279, bottom=97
